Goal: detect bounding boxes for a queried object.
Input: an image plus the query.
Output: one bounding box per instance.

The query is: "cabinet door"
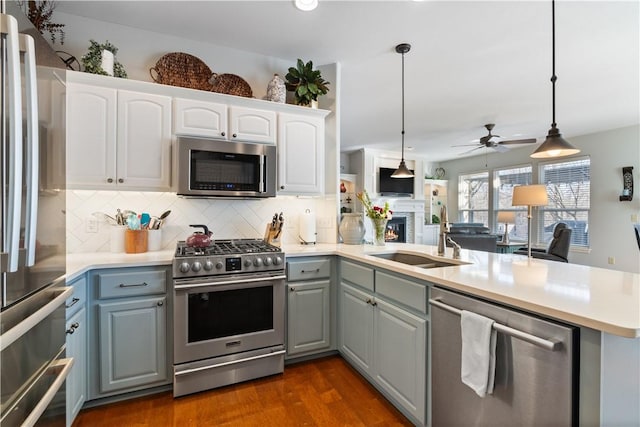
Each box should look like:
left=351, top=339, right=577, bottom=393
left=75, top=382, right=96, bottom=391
left=374, top=298, right=426, bottom=424
left=173, top=98, right=227, bottom=138
left=66, top=306, right=87, bottom=427
left=98, top=296, right=168, bottom=394
left=287, top=280, right=331, bottom=356
left=277, top=113, right=325, bottom=195
left=117, top=90, right=172, bottom=190
left=66, top=83, right=117, bottom=189
left=339, top=282, right=374, bottom=374
left=229, top=106, right=276, bottom=144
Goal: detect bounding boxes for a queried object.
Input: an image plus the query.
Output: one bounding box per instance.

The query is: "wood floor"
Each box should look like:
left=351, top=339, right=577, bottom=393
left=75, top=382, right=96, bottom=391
left=73, top=355, right=413, bottom=426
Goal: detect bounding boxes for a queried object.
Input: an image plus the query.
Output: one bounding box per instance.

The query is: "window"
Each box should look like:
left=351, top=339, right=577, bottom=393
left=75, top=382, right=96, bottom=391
left=538, top=157, right=591, bottom=247
left=493, top=166, right=532, bottom=242
left=458, top=172, right=489, bottom=226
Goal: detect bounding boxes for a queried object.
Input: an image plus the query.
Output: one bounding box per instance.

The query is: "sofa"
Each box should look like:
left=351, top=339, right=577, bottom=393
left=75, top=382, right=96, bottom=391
left=445, top=223, right=499, bottom=253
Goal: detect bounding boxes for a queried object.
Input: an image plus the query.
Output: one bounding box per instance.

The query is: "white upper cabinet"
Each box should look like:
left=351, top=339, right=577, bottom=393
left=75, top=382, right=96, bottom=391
left=67, top=84, right=117, bottom=188
left=67, top=83, right=172, bottom=191
left=229, top=106, right=276, bottom=144
left=173, top=99, right=276, bottom=144
left=277, top=113, right=325, bottom=195
left=173, top=98, right=227, bottom=139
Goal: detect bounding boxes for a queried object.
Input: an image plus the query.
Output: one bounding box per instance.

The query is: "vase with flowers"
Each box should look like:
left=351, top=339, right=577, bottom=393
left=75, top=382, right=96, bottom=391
left=357, top=190, right=393, bottom=246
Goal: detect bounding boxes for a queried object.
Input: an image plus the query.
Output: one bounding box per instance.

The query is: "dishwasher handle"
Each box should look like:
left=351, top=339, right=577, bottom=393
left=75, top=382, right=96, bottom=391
left=429, top=298, right=562, bottom=352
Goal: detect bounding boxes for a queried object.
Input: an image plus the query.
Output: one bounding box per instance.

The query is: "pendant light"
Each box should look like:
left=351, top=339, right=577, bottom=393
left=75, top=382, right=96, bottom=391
left=391, top=43, right=414, bottom=178
left=531, top=0, right=580, bottom=159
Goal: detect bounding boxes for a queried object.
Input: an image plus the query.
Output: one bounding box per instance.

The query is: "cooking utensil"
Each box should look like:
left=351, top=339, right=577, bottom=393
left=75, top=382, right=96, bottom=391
left=140, top=213, right=151, bottom=229
left=159, top=210, right=171, bottom=220
left=186, top=224, right=213, bottom=248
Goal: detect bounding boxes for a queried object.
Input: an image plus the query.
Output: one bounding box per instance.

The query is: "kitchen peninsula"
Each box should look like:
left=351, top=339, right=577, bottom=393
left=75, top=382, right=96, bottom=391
left=66, top=243, right=639, bottom=426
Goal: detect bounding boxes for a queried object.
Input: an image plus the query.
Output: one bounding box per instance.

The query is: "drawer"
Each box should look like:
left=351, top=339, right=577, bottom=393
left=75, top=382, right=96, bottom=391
left=287, top=258, right=331, bottom=281
left=375, top=270, right=427, bottom=314
left=96, top=268, right=167, bottom=299
left=65, top=275, right=87, bottom=317
left=340, top=260, right=374, bottom=292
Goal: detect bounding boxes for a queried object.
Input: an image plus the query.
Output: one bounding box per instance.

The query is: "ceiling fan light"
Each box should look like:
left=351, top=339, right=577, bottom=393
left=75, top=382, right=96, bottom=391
left=294, top=0, right=318, bottom=11
left=391, top=160, right=414, bottom=178
left=530, top=126, right=580, bottom=158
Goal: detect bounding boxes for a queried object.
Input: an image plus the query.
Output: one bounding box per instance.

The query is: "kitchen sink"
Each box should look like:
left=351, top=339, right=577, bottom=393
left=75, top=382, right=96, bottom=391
left=370, top=252, right=466, bottom=269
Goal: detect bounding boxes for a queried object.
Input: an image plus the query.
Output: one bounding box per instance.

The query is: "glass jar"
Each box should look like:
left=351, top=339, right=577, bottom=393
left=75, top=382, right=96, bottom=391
left=339, top=213, right=365, bottom=245
left=370, top=217, right=388, bottom=246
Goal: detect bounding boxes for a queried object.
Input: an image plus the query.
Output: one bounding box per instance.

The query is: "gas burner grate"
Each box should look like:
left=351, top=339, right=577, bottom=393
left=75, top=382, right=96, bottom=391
left=175, top=239, right=281, bottom=257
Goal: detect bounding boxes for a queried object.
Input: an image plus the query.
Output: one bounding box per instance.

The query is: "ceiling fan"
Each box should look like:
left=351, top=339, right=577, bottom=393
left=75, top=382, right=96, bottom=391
left=454, top=124, right=537, bottom=155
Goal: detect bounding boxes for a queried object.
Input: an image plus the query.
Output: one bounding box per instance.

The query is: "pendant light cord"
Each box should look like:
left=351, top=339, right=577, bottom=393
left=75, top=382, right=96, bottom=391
left=401, top=50, right=406, bottom=161
left=551, top=0, right=557, bottom=128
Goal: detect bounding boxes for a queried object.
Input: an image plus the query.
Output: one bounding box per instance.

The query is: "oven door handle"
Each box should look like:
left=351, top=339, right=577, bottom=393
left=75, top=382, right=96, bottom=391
left=174, top=350, right=286, bottom=377
left=174, top=274, right=286, bottom=290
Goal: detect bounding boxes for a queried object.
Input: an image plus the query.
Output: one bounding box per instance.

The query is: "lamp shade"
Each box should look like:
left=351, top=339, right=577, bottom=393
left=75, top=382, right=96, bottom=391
left=497, top=211, right=516, bottom=224
left=512, top=185, right=548, bottom=207
left=530, top=127, right=580, bottom=158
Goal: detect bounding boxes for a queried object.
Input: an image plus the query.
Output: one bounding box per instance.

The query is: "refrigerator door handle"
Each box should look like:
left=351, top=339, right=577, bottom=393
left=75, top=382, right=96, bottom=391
left=19, top=33, right=39, bottom=267
left=20, top=358, right=74, bottom=427
left=0, top=13, right=24, bottom=273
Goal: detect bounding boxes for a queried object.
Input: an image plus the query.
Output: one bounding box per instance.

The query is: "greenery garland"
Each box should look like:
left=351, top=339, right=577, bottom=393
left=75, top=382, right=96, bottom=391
left=81, top=40, right=127, bottom=78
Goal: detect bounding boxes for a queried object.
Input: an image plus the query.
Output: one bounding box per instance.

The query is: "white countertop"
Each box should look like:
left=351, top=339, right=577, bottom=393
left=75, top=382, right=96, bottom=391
left=66, top=243, right=640, bottom=338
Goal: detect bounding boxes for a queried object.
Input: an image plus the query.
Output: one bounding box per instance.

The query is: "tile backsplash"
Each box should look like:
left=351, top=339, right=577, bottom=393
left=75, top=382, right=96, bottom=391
left=66, top=190, right=338, bottom=253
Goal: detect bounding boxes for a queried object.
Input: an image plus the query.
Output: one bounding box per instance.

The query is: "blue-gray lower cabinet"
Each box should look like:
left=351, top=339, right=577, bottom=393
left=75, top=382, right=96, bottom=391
left=338, top=260, right=427, bottom=425
left=65, top=274, right=87, bottom=427
left=287, top=280, right=331, bottom=356
left=286, top=257, right=334, bottom=358
left=88, top=266, right=171, bottom=400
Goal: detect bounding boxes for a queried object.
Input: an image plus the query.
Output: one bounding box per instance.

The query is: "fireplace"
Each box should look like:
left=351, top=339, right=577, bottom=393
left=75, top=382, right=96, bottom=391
left=386, top=216, right=407, bottom=243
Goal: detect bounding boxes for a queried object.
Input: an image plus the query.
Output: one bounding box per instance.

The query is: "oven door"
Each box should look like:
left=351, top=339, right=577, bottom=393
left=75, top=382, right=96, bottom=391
left=173, top=273, right=285, bottom=365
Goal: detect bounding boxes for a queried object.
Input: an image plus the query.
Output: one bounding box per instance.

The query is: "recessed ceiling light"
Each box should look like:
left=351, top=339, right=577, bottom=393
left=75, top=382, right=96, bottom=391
left=295, top=0, right=318, bottom=11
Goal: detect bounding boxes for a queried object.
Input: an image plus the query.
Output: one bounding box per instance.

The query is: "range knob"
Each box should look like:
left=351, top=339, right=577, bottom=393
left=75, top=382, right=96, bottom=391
left=203, top=261, right=214, bottom=271
left=264, top=257, right=273, bottom=266
left=273, top=256, right=283, bottom=266
left=216, top=261, right=224, bottom=270
left=253, top=258, right=263, bottom=267
left=244, top=258, right=253, bottom=268
left=191, top=261, right=202, bottom=272
left=179, top=262, right=191, bottom=273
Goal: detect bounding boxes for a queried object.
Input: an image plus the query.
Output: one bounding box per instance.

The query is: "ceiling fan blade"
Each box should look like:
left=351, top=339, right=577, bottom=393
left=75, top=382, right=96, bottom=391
left=498, top=138, right=537, bottom=145
left=452, top=143, right=480, bottom=147
left=459, top=146, right=484, bottom=156
left=494, top=144, right=509, bottom=153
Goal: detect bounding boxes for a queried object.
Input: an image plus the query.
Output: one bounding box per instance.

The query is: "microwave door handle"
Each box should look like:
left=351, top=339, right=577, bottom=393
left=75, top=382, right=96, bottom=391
left=1, top=14, right=24, bottom=273
left=20, top=34, right=39, bottom=267
left=259, top=155, right=265, bottom=193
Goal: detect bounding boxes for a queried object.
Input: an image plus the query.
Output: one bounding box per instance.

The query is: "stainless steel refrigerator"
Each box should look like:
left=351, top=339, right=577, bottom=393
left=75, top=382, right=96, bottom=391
left=1, top=1, right=71, bottom=425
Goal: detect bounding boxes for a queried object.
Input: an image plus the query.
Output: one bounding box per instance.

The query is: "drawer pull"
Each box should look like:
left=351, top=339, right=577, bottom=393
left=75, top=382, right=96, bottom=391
left=119, top=282, right=149, bottom=288
left=366, top=298, right=377, bottom=307
left=66, top=322, right=79, bottom=335
left=157, top=301, right=164, bottom=307
left=289, top=287, right=296, bottom=292
left=301, top=268, right=320, bottom=274
left=65, top=297, right=80, bottom=309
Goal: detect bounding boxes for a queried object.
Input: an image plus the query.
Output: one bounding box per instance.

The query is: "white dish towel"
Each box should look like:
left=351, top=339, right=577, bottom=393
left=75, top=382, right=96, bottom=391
left=460, top=310, right=497, bottom=398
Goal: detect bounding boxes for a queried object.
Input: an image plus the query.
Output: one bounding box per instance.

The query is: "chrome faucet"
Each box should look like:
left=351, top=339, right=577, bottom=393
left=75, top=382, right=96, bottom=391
left=447, top=237, right=461, bottom=259
left=437, top=206, right=448, bottom=256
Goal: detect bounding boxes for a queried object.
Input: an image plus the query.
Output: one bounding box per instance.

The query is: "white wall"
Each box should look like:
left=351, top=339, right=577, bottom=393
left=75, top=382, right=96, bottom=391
left=56, top=12, right=292, bottom=100
left=441, top=125, right=640, bottom=273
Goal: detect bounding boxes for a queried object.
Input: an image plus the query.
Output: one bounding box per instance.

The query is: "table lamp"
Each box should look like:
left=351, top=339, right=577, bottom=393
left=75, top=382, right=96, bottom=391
left=512, top=185, right=548, bottom=258
left=497, top=211, right=516, bottom=244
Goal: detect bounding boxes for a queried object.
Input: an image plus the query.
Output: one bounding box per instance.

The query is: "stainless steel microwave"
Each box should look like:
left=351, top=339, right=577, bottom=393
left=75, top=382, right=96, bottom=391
left=177, top=136, right=277, bottom=198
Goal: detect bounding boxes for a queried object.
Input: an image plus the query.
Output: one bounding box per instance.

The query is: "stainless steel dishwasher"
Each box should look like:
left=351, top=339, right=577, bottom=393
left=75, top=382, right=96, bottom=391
left=429, top=287, right=579, bottom=426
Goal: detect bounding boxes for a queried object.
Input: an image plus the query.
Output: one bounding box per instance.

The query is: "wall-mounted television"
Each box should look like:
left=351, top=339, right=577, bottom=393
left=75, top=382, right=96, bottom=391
left=379, top=167, right=414, bottom=196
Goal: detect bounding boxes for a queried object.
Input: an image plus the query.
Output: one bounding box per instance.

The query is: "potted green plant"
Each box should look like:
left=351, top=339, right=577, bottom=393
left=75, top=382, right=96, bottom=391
left=285, top=59, right=330, bottom=107
left=81, top=40, right=127, bottom=78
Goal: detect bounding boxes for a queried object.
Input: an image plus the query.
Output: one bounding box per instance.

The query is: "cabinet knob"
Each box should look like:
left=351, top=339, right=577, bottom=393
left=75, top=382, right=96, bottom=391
left=157, top=301, right=164, bottom=306
left=289, top=287, right=296, bottom=292
left=107, top=178, right=114, bottom=183
left=221, top=132, right=225, bottom=137
left=66, top=322, right=80, bottom=334
left=280, top=185, right=285, bottom=190
left=232, top=133, right=237, bottom=138
left=118, top=178, right=124, bottom=183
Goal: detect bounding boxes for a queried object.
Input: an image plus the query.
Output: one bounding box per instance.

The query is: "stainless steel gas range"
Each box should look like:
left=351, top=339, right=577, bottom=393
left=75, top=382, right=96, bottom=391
left=172, top=239, right=286, bottom=397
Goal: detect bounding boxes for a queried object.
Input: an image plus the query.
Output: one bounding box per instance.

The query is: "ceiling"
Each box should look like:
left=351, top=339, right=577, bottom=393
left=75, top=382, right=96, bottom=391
left=55, top=1, right=639, bottom=162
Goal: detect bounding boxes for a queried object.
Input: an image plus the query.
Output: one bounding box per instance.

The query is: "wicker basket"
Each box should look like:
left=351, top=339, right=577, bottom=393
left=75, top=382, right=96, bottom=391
left=209, top=73, right=253, bottom=98
left=149, top=52, right=213, bottom=91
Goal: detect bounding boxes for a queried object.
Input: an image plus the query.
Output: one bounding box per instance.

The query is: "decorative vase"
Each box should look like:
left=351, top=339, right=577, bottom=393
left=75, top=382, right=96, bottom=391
left=266, top=73, right=286, bottom=103
left=370, top=217, right=388, bottom=246
left=339, top=213, right=365, bottom=245
left=101, top=50, right=114, bottom=76
left=310, top=99, right=319, bottom=109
